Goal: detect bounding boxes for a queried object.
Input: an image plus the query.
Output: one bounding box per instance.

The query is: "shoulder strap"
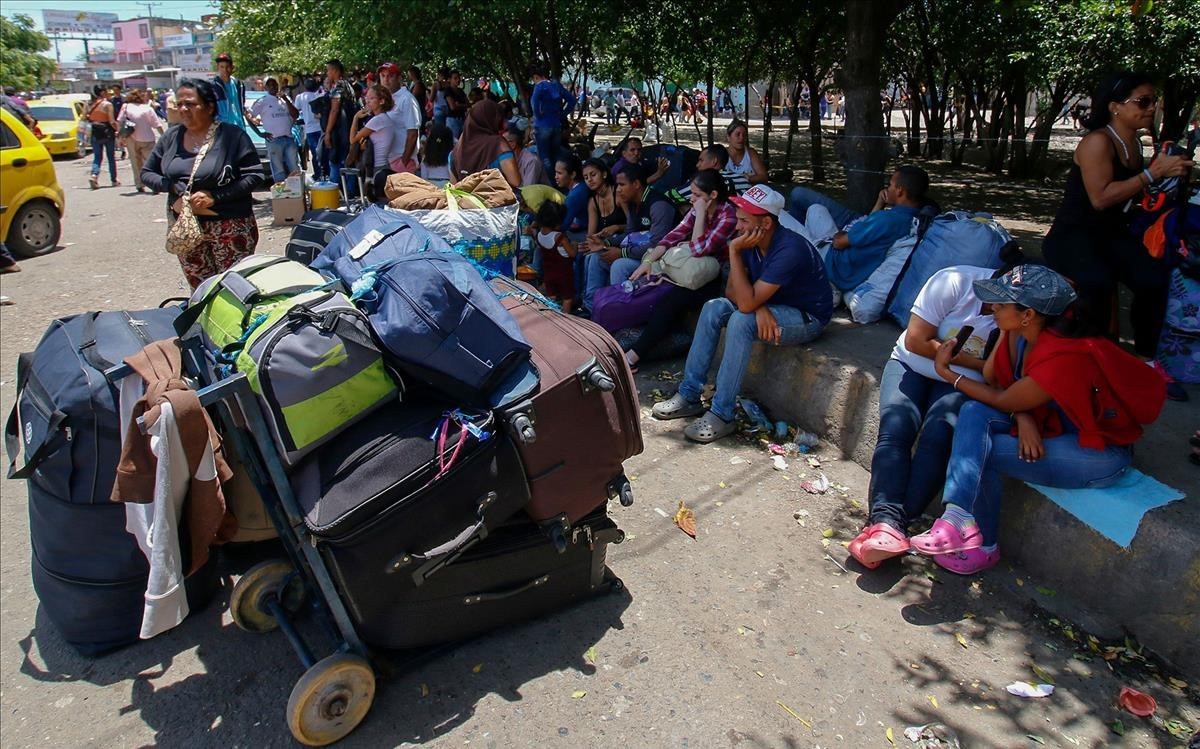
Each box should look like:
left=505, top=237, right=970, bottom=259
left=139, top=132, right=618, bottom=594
left=183, top=123, right=219, bottom=195
left=172, top=255, right=295, bottom=336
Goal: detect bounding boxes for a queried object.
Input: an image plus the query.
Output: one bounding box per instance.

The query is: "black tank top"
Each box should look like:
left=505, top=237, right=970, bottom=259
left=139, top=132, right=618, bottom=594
left=1049, top=134, right=1143, bottom=236
left=592, top=190, right=626, bottom=230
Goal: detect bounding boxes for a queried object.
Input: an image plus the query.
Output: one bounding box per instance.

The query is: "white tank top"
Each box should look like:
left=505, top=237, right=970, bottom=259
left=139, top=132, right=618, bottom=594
left=727, top=148, right=753, bottom=175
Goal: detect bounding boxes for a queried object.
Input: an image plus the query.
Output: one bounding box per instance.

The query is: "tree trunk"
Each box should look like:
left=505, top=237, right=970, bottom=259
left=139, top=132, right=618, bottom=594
left=805, top=74, right=826, bottom=182
left=784, top=80, right=803, bottom=168
left=1160, top=77, right=1200, bottom=141
left=1008, top=69, right=1030, bottom=177
left=761, top=73, right=777, bottom=171
left=1028, top=80, right=1068, bottom=174
left=841, top=0, right=907, bottom=214
left=706, top=66, right=715, bottom=145
left=906, top=80, right=922, bottom=159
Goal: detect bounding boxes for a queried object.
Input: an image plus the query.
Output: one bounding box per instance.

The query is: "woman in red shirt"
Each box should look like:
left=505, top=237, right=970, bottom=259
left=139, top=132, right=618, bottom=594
left=909, top=265, right=1166, bottom=575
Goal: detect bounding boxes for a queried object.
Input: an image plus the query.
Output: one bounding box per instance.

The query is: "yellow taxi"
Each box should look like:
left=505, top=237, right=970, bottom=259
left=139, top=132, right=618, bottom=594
left=27, top=94, right=90, bottom=158
left=0, top=107, right=65, bottom=257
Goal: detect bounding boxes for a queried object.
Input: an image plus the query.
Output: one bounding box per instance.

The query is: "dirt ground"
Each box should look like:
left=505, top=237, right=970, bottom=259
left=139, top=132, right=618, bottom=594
left=0, top=146, right=1196, bottom=749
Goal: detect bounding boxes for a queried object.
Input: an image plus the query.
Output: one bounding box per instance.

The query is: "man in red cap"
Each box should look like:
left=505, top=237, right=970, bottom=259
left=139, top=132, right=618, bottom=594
left=378, top=62, right=420, bottom=173
left=652, top=185, right=833, bottom=443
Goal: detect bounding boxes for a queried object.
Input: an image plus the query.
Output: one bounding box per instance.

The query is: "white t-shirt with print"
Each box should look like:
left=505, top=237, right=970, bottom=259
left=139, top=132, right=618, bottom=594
left=890, top=265, right=998, bottom=382
left=250, top=94, right=294, bottom=138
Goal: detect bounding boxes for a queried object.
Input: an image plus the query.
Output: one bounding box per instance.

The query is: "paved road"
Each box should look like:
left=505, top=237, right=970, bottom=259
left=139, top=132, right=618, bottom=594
left=1, top=155, right=1194, bottom=748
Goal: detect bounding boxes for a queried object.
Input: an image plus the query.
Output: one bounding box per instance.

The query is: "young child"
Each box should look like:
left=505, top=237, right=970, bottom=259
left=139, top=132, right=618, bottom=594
left=535, top=201, right=577, bottom=313
left=420, top=123, right=453, bottom=187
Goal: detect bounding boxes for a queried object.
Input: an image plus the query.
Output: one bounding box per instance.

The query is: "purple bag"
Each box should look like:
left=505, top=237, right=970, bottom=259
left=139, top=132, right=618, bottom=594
left=591, top=278, right=675, bottom=333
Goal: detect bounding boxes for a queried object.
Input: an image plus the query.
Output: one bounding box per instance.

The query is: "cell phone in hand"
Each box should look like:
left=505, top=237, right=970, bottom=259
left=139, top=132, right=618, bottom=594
left=951, top=325, right=975, bottom=357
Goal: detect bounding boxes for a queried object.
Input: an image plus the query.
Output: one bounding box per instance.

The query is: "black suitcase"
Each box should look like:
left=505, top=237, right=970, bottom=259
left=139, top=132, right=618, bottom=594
left=291, top=401, right=531, bottom=599
left=285, top=209, right=355, bottom=266
left=358, top=508, right=624, bottom=649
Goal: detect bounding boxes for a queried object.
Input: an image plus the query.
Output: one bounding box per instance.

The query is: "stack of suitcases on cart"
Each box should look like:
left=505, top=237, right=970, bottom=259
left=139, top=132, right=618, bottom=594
left=6, top=173, right=643, bottom=746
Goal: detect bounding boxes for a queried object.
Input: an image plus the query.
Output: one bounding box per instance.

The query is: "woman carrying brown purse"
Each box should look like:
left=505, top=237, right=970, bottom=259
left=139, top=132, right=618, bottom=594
left=141, top=78, right=263, bottom=289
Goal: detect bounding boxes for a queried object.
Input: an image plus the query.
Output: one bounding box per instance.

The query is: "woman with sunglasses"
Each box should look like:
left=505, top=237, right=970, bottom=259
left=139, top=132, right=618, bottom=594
left=1043, top=71, right=1193, bottom=362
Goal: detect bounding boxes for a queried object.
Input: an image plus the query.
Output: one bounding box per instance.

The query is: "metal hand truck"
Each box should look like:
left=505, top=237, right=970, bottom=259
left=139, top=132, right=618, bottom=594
left=106, top=338, right=376, bottom=747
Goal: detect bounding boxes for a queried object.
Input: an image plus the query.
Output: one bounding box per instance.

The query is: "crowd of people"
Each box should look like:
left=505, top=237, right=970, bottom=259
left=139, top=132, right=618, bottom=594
left=22, top=59, right=1195, bottom=577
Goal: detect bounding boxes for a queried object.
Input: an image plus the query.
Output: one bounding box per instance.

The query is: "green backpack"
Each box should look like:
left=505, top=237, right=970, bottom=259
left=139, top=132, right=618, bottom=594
left=175, top=255, right=397, bottom=466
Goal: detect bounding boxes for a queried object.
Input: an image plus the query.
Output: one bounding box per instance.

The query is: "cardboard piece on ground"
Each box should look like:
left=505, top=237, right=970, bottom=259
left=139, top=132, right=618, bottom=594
left=270, top=173, right=305, bottom=200
left=272, top=196, right=306, bottom=226
left=1026, top=469, right=1185, bottom=548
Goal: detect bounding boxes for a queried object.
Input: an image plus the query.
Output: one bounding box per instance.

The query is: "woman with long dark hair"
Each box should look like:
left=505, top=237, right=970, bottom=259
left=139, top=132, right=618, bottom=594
left=904, top=265, right=1166, bottom=575
left=141, top=78, right=262, bottom=289
left=622, top=169, right=738, bottom=371
left=1042, top=72, right=1193, bottom=358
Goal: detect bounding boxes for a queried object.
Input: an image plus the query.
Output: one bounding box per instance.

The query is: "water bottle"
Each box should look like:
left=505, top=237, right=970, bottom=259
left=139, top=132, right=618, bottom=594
left=621, top=280, right=635, bottom=293
left=794, top=430, right=820, bottom=448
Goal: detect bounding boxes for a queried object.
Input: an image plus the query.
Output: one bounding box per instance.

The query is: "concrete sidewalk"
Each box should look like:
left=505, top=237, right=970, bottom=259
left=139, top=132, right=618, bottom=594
left=735, top=313, right=1199, bottom=678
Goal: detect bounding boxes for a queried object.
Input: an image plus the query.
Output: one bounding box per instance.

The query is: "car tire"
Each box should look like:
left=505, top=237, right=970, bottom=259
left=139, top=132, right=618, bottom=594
left=6, top=200, right=62, bottom=258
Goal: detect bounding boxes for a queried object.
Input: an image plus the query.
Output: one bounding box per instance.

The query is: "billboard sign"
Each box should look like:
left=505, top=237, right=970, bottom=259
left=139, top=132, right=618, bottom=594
left=162, top=33, right=194, bottom=48
left=42, top=10, right=119, bottom=36
left=95, top=69, right=115, bottom=80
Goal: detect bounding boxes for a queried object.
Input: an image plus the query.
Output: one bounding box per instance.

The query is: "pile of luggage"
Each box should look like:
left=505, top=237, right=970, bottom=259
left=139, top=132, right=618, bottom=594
left=6, top=184, right=644, bottom=744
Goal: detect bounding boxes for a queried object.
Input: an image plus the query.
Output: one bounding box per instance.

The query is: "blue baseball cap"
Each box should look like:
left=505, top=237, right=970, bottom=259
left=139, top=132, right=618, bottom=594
left=972, top=264, right=1077, bottom=316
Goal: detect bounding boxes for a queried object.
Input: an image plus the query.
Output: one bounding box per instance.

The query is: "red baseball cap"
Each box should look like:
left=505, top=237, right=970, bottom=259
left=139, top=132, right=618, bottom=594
left=377, top=62, right=401, bottom=75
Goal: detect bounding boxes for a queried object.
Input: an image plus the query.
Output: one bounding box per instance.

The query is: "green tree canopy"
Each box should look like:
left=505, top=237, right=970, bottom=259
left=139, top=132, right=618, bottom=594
left=0, top=14, right=56, bottom=91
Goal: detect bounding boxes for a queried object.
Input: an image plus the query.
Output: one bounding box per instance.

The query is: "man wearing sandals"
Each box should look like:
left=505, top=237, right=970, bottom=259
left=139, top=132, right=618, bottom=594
left=652, top=186, right=832, bottom=443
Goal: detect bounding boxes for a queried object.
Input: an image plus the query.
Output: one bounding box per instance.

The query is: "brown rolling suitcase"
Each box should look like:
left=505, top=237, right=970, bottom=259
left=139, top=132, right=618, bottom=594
left=490, top=279, right=643, bottom=540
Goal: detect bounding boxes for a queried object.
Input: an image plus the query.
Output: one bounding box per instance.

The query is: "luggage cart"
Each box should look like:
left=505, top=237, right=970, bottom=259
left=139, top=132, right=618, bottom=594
left=107, top=338, right=377, bottom=747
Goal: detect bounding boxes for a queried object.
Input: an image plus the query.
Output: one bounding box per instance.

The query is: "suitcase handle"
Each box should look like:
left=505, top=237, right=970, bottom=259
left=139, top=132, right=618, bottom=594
left=385, top=491, right=498, bottom=574
left=462, top=574, right=549, bottom=605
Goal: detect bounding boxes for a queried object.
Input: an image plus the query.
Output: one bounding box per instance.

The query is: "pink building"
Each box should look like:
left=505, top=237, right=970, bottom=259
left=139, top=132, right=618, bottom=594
left=111, top=17, right=185, bottom=65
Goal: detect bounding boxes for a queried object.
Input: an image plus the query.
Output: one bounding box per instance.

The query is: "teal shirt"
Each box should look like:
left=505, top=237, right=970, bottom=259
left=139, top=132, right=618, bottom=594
left=216, top=78, right=246, bottom=130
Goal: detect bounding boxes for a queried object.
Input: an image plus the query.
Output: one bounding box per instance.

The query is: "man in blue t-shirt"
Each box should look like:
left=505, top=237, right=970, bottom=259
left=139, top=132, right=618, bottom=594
left=211, top=53, right=248, bottom=130
left=787, top=165, right=930, bottom=291
left=529, top=63, right=576, bottom=184
left=652, top=185, right=832, bottom=443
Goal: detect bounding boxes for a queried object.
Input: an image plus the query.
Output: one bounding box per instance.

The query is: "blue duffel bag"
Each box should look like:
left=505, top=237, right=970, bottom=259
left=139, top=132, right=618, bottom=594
left=5, top=307, right=218, bottom=656
left=313, top=211, right=533, bottom=404
left=886, top=211, right=1015, bottom=327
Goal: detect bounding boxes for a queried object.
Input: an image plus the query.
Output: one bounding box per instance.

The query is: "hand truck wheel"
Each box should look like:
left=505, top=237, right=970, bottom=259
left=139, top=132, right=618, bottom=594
left=229, top=559, right=306, bottom=633
left=286, top=653, right=376, bottom=746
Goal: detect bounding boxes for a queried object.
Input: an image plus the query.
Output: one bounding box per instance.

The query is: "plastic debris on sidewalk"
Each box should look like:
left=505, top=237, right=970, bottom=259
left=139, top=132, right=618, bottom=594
left=1117, top=686, right=1156, bottom=717
left=801, top=472, right=829, bottom=494
left=903, top=723, right=962, bottom=748
left=1005, top=682, right=1055, bottom=698
left=771, top=455, right=788, bottom=471
left=737, top=398, right=774, bottom=434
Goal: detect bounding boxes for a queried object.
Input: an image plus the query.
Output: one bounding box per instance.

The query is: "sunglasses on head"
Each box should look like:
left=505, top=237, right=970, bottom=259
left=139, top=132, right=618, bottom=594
left=1122, top=95, right=1158, bottom=110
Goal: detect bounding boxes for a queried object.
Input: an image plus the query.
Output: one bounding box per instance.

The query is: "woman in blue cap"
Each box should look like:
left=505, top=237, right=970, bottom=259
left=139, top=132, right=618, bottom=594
left=903, top=265, right=1167, bottom=575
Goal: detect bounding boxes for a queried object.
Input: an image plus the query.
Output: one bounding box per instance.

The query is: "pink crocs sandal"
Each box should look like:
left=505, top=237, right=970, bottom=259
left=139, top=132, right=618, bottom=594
left=848, top=525, right=875, bottom=568
left=909, top=518, right=982, bottom=556
left=933, top=547, right=1000, bottom=576
left=857, top=524, right=911, bottom=567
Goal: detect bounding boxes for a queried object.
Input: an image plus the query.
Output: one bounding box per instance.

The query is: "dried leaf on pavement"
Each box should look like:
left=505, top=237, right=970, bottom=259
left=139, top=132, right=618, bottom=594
left=674, top=500, right=697, bottom=538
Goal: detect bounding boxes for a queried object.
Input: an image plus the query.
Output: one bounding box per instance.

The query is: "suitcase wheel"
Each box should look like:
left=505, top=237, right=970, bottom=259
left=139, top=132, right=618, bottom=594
left=607, top=477, right=634, bottom=508
left=509, top=412, right=537, bottom=444
left=588, top=369, right=616, bottom=392
left=287, top=653, right=375, bottom=746
left=578, top=359, right=616, bottom=394
left=229, top=560, right=307, bottom=634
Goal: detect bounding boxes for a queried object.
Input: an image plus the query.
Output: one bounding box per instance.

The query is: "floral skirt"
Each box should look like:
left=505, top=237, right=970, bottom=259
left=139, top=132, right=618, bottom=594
left=177, top=215, right=259, bottom=290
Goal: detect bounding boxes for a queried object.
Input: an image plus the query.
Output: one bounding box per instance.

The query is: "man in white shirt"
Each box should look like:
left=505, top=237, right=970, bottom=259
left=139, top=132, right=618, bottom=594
left=250, top=77, right=300, bottom=182
left=292, top=78, right=327, bottom=180
left=378, top=62, right=420, bottom=173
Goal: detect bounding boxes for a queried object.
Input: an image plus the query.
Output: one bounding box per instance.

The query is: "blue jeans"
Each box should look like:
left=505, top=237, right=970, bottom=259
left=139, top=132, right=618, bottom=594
left=868, top=359, right=966, bottom=532
left=91, top=135, right=116, bottom=181
left=788, top=186, right=860, bottom=230
left=582, top=252, right=643, bottom=311
left=941, top=401, right=1132, bottom=545
left=305, top=131, right=327, bottom=181
left=446, top=115, right=464, bottom=141
left=327, top=134, right=347, bottom=187
left=266, top=136, right=299, bottom=183
left=678, top=297, right=826, bottom=422
left=534, top=126, right=561, bottom=183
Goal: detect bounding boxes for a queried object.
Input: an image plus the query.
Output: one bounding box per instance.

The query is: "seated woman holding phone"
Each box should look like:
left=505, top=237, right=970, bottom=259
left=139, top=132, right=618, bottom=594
left=850, top=265, right=1002, bottom=569
left=891, top=266, right=1164, bottom=576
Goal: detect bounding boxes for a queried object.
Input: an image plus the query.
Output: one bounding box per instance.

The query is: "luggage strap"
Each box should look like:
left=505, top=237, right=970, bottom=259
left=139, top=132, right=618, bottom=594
left=172, top=256, right=295, bottom=336
left=5, top=352, right=68, bottom=480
